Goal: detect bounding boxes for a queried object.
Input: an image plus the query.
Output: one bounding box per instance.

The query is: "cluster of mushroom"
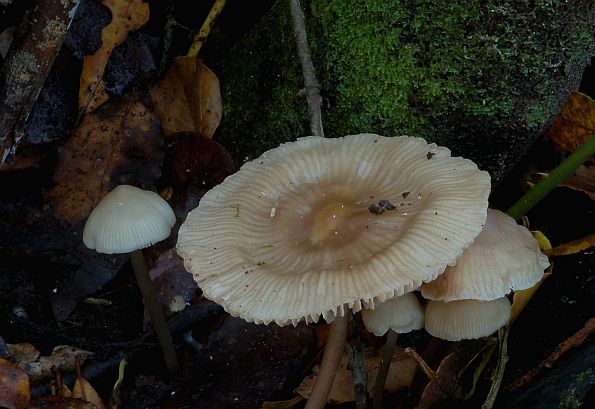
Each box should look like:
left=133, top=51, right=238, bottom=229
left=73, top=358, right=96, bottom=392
left=176, top=133, right=548, bottom=340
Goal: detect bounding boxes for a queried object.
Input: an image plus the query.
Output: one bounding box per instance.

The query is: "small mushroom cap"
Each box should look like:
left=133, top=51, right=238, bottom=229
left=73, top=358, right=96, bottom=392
left=362, top=292, right=424, bottom=336
left=421, top=209, right=550, bottom=301
left=424, top=298, right=511, bottom=341
left=177, top=134, right=491, bottom=325
left=83, top=185, right=176, bottom=254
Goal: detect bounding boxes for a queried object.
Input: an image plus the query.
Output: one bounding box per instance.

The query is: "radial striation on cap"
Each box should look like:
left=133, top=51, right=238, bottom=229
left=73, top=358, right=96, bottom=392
left=362, top=292, right=424, bottom=336
left=425, top=298, right=511, bottom=341
left=177, top=134, right=491, bottom=325
left=83, top=185, right=176, bottom=254
left=421, top=208, right=550, bottom=302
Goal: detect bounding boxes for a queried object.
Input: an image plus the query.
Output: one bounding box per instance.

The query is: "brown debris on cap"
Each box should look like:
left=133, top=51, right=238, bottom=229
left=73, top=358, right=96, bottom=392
left=424, top=298, right=511, bottom=341
left=362, top=292, right=424, bottom=336
left=83, top=185, right=176, bottom=254
left=421, top=208, right=550, bottom=302
left=177, top=134, right=491, bottom=325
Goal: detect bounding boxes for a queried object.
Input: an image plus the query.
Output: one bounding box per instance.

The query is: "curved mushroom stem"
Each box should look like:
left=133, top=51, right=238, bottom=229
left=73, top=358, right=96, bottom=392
left=373, top=329, right=398, bottom=409
left=130, top=249, right=179, bottom=373
left=305, top=311, right=349, bottom=409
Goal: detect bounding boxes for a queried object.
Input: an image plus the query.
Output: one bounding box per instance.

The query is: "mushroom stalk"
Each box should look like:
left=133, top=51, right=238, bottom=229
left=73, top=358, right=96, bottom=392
left=305, top=312, right=349, bottom=409
left=130, top=249, right=179, bottom=373
left=373, top=329, right=398, bottom=409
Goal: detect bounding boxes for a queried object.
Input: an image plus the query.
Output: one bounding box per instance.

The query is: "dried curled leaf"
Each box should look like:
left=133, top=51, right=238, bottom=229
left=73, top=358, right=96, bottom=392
left=45, top=98, right=163, bottom=224
left=72, top=377, right=106, bottom=409
left=150, top=57, right=223, bottom=138
left=545, top=92, right=595, bottom=153
left=79, top=0, right=150, bottom=115
left=7, top=344, right=93, bottom=384
left=561, top=165, right=595, bottom=201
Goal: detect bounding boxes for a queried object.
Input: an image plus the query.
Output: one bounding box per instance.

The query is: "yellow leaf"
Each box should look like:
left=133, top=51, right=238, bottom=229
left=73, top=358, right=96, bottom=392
left=544, top=233, right=595, bottom=256
left=79, top=0, right=149, bottom=115
left=545, top=92, right=595, bottom=153
left=150, top=57, right=223, bottom=138
left=509, top=231, right=552, bottom=323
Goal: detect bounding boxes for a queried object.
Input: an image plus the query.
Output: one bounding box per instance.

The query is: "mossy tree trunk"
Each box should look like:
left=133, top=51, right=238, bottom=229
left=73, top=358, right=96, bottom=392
left=210, top=0, right=595, bottom=182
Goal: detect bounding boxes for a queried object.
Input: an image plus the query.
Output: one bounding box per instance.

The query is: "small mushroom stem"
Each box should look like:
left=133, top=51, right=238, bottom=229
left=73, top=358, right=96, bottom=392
left=305, top=311, right=349, bottom=409
left=130, top=249, right=179, bottom=373
left=373, top=329, right=398, bottom=409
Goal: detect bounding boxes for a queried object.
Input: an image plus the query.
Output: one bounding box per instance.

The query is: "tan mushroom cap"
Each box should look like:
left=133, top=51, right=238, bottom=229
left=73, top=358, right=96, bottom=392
left=83, top=185, right=176, bottom=254
left=177, top=134, right=491, bottom=325
left=421, top=209, right=549, bottom=302
left=361, top=292, right=424, bottom=336
left=425, top=298, right=510, bottom=341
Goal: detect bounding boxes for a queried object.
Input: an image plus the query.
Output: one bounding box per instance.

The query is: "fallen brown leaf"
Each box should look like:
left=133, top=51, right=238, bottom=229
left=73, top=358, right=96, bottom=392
left=45, top=97, right=163, bottom=224
left=415, top=339, right=496, bottom=409
left=79, top=0, right=149, bottom=115
left=7, top=344, right=93, bottom=384
left=545, top=92, right=595, bottom=153
left=0, top=357, right=30, bottom=409
left=296, top=348, right=417, bottom=404
left=72, top=376, right=106, bottom=409
left=150, top=57, right=223, bottom=138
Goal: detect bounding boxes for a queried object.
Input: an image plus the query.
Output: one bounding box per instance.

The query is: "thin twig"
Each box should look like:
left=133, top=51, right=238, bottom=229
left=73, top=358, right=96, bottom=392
left=482, top=327, right=509, bottom=409
left=187, top=0, right=227, bottom=58
left=288, top=0, right=324, bottom=137
left=305, top=312, right=349, bottom=409
left=404, top=347, right=437, bottom=380
left=506, top=317, right=595, bottom=392
left=373, top=329, right=398, bottom=409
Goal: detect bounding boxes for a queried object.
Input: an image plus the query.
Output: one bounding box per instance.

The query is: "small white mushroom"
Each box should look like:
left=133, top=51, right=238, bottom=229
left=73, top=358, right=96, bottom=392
left=424, top=298, right=511, bottom=342
left=362, top=292, right=424, bottom=336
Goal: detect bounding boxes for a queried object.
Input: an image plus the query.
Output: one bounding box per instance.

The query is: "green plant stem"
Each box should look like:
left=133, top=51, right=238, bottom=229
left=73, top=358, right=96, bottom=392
left=130, top=249, right=179, bottom=373
left=373, top=329, right=398, bottom=409
left=305, top=312, right=349, bottom=409
left=506, top=134, right=595, bottom=220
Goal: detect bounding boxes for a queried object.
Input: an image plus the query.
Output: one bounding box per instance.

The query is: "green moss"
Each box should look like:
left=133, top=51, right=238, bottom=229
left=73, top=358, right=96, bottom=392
left=558, top=388, right=582, bottom=409
left=212, top=0, right=595, bottom=170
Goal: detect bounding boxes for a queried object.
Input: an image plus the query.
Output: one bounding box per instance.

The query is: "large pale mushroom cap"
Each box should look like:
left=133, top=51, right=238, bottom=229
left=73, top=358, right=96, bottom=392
left=177, top=134, right=491, bottom=325
left=425, top=298, right=511, bottom=341
left=421, top=209, right=550, bottom=302
left=83, top=185, right=176, bottom=254
left=361, top=292, right=424, bottom=336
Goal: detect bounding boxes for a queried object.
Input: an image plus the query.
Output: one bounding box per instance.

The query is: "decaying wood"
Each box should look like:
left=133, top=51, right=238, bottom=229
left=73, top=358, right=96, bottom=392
left=506, top=317, right=595, bottom=392
left=0, top=0, right=79, bottom=165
